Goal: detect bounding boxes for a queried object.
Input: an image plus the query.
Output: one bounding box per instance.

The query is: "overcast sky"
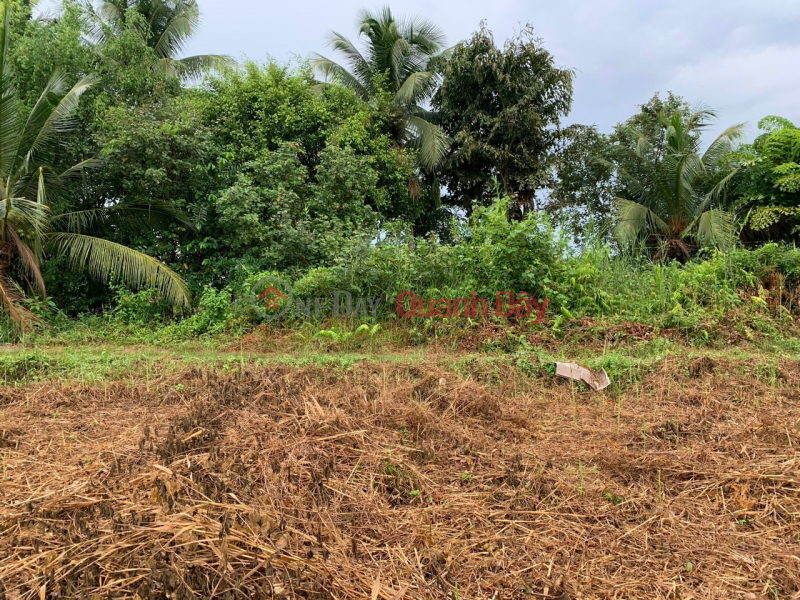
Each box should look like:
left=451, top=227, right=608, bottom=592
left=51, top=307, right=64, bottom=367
left=44, top=0, right=800, bottom=140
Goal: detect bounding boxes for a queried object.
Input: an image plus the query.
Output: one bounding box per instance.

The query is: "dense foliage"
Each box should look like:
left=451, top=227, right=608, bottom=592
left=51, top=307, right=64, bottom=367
left=434, top=25, right=573, bottom=217
left=0, top=1, right=189, bottom=330
left=611, top=108, right=743, bottom=259
left=0, top=0, right=797, bottom=344
left=729, top=117, right=800, bottom=239
left=312, top=6, right=449, bottom=172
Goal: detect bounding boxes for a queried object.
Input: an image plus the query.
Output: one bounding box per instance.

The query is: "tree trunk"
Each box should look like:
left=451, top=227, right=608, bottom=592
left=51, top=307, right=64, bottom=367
left=511, top=190, right=536, bottom=221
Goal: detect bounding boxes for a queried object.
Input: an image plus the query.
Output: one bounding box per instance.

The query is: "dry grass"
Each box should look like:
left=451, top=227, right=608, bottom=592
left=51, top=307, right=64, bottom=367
left=0, top=356, right=799, bottom=599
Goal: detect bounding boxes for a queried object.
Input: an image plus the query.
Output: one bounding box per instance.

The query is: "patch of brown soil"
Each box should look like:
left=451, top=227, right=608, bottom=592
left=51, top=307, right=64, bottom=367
left=0, top=360, right=799, bottom=599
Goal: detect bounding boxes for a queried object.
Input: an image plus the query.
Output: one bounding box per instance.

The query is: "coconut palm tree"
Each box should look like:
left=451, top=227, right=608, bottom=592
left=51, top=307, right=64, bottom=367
left=0, top=1, right=188, bottom=328
left=312, top=6, right=449, bottom=170
left=86, top=0, right=232, bottom=80
left=613, top=108, right=744, bottom=259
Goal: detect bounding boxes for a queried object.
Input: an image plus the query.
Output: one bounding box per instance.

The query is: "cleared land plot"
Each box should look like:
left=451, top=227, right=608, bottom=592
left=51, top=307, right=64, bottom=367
left=0, top=353, right=799, bottom=599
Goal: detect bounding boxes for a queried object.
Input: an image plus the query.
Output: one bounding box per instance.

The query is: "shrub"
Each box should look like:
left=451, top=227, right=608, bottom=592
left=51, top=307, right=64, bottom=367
left=112, top=285, right=173, bottom=325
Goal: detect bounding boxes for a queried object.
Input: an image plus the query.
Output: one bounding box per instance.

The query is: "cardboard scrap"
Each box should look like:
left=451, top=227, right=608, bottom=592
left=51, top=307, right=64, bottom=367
left=555, top=362, right=611, bottom=391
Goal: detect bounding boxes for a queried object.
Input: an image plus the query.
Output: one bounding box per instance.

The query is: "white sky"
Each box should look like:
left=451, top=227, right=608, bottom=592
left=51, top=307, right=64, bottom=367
left=41, top=0, right=800, bottom=140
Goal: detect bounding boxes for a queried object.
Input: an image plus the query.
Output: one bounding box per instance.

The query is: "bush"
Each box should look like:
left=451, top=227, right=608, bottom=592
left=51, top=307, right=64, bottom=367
left=40, top=196, right=800, bottom=344
left=112, top=285, right=173, bottom=325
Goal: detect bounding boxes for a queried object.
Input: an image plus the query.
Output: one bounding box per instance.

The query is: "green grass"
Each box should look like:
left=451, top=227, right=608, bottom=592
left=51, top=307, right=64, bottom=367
left=0, top=344, right=428, bottom=385
left=1, top=330, right=797, bottom=388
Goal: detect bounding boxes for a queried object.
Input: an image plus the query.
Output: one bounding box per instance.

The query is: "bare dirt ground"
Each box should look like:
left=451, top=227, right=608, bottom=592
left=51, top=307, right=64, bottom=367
left=1, top=355, right=799, bottom=599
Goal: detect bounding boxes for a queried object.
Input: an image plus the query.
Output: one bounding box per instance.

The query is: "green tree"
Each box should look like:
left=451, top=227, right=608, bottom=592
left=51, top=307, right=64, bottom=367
left=549, top=94, right=693, bottom=245
left=0, top=2, right=188, bottom=327
left=85, top=0, right=232, bottom=79
left=613, top=107, right=744, bottom=259
left=204, top=61, right=355, bottom=167
left=75, top=91, right=219, bottom=291
left=728, top=116, right=800, bottom=239
left=433, top=24, right=573, bottom=216
left=547, top=124, right=615, bottom=242
left=204, top=60, right=417, bottom=224
left=6, top=0, right=192, bottom=310
left=213, top=142, right=380, bottom=274
left=312, top=6, right=449, bottom=170
left=9, top=0, right=92, bottom=108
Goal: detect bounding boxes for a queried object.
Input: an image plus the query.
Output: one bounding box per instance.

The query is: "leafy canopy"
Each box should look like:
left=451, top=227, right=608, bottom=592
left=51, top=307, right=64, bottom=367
left=0, top=0, right=189, bottom=327
left=85, top=0, right=233, bottom=80
left=727, top=116, right=800, bottom=238
left=312, top=6, right=449, bottom=170
left=433, top=24, right=573, bottom=215
left=613, top=107, right=744, bottom=258
left=549, top=93, right=692, bottom=244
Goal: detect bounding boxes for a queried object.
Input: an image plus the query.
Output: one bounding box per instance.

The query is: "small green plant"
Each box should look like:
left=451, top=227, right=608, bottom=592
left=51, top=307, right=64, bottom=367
left=314, top=323, right=381, bottom=345
left=382, top=460, right=401, bottom=477
left=408, top=327, right=425, bottom=345
left=736, top=516, right=754, bottom=528
left=605, top=492, right=624, bottom=505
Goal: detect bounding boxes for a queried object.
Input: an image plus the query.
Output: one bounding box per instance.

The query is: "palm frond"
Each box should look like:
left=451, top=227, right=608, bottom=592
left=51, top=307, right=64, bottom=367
left=685, top=107, right=717, bottom=133
left=150, top=0, right=200, bottom=59
left=603, top=159, right=649, bottom=201
left=614, top=198, right=670, bottom=244
left=95, top=0, right=128, bottom=31
left=403, top=115, right=449, bottom=170
left=47, top=233, right=190, bottom=307
left=394, top=71, right=435, bottom=106
left=702, top=123, right=745, bottom=169
left=37, top=167, right=48, bottom=207
left=704, top=167, right=739, bottom=207
left=325, top=32, right=369, bottom=76
left=0, top=271, right=38, bottom=330
left=389, top=36, right=411, bottom=89
left=616, top=125, right=652, bottom=159
left=0, top=2, right=23, bottom=181
left=15, top=70, right=69, bottom=172
left=171, top=54, right=235, bottom=80
left=52, top=199, right=194, bottom=234
left=670, top=152, right=705, bottom=218
left=317, top=7, right=448, bottom=172
left=22, top=75, right=96, bottom=167
left=60, top=158, right=105, bottom=181
left=11, top=163, right=62, bottom=202
left=0, top=198, right=51, bottom=239
left=311, top=55, right=369, bottom=98
left=6, top=226, right=45, bottom=299
left=695, top=209, right=735, bottom=249
left=401, top=14, right=447, bottom=52
left=82, top=0, right=112, bottom=45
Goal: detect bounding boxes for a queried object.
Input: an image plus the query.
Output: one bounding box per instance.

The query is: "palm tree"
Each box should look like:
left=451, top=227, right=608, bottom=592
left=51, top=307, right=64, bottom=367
left=613, top=108, right=744, bottom=259
left=312, top=6, right=449, bottom=170
left=86, top=0, right=232, bottom=80
left=0, top=2, right=188, bottom=328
